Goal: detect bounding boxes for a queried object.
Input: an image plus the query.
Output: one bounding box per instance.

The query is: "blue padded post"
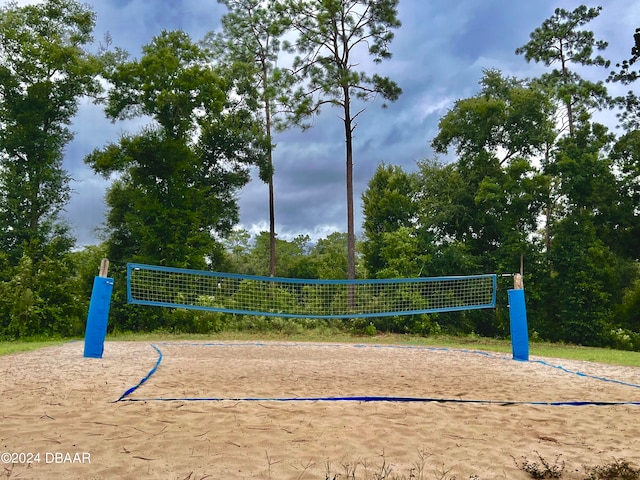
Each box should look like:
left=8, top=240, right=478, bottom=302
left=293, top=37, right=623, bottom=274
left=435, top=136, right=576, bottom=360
left=508, top=288, right=529, bottom=361
left=83, top=276, right=114, bottom=358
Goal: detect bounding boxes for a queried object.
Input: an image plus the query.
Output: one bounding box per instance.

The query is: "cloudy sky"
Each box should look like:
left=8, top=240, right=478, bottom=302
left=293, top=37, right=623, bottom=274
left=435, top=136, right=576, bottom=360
left=13, top=0, right=639, bottom=246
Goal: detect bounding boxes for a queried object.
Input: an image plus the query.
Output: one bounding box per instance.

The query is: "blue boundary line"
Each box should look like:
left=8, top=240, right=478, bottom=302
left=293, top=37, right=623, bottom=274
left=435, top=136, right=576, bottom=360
left=531, top=359, right=640, bottom=389
left=114, top=344, right=163, bottom=402
left=115, top=342, right=640, bottom=406
left=119, top=396, right=640, bottom=406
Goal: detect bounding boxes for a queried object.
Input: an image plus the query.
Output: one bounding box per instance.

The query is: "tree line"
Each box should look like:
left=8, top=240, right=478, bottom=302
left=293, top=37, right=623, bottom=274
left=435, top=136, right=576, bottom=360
left=0, top=1, right=638, bottom=349
left=359, top=7, right=640, bottom=348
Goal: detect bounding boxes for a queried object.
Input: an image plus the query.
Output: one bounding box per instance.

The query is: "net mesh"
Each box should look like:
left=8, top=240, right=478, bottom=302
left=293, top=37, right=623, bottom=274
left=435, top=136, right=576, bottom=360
left=127, top=263, right=497, bottom=318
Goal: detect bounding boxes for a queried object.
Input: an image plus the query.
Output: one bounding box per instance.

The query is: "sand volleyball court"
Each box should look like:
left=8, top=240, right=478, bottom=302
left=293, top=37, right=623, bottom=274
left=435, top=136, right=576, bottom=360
left=1, top=340, right=639, bottom=479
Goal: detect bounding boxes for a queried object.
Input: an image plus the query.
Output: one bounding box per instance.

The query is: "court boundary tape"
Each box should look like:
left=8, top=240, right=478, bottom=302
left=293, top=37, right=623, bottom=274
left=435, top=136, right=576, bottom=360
left=114, top=342, right=640, bottom=406
left=114, top=344, right=163, bottom=402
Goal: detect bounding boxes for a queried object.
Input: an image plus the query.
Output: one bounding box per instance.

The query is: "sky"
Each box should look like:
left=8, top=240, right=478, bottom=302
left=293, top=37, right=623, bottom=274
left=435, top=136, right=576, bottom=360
left=10, top=0, right=640, bottom=247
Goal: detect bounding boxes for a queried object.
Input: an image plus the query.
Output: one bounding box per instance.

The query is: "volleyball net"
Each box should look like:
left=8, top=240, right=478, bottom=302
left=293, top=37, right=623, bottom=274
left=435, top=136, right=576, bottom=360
left=126, top=263, right=497, bottom=318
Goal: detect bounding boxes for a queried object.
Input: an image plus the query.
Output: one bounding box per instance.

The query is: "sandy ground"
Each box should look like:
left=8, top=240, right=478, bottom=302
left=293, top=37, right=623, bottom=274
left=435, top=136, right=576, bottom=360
left=1, top=340, right=640, bottom=480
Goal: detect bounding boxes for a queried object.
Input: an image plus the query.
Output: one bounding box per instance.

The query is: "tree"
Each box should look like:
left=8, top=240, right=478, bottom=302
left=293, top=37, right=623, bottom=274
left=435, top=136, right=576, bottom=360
left=515, top=5, right=610, bottom=136
left=608, top=27, right=640, bottom=130
left=605, top=27, right=640, bottom=262
left=0, top=252, right=89, bottom=338
left=222, top=229, right=350, bottom=279
left=311, top=232, right=349, bottom=279
left=0, top=0, right=100, bottom=264
left=243, top=231, right=313, bottom=277
left=288, top=0, right=402, bottom=281
left=549, top=122, right=618, bottom=231
left=0, top=0, right=102, bottom=338
left=423, top=71, right=561, bottom=337
left=86, top=31, right=268, bottom=268
left=361, top=163, right=420, bottom=277
left=433, top=69, right=556, bottom=166
left=214, top=0, right=296, bottom=276
left=531, top=116, right=640, bottom=345
left=430, top=71, right=552, bottom=269
left=515, top=7, right=615, bottom=262
left=609, top=130, right=640, bottom=259
left=546, top=209, right=618, bottom=345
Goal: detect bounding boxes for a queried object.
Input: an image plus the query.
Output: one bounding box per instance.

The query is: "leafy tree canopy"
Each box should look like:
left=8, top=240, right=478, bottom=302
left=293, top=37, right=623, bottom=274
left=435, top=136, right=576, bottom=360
left=0, top=0, right=101, bottom=263
left=432, top=69, right=556, bottom=166
left=86, top=30, right=269, bottom=268
left=515, top=5, right=611, bottom=135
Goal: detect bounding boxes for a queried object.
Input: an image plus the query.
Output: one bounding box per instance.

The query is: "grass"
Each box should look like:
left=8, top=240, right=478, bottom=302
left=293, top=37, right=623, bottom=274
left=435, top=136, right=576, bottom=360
left=316, top=456, right=640, bottom=480
left=0, top=337, right=78, bottom=356
left=108, top=329, right=640, bottom=367
left=584, top=459, right=640, bottom=480
left=2, top=330, right=640, bottom=367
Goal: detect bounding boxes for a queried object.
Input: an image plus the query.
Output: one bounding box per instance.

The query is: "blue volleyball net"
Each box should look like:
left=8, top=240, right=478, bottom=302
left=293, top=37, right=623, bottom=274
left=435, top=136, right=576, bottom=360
left=126, top=263, right=497, bottom=318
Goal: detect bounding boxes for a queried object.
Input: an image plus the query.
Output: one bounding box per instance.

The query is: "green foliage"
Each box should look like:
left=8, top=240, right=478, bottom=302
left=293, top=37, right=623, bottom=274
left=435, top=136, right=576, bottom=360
left=608, top=328, right=640, bottom=352
left=0, top=0, right=100, bottom=265
left=0, top=254, right=87, bottom=339
left=86, top=30, right=268, bottom=269
left=549, top=122, right=616, bottom=213
left=609, top=130, right=640, bottom=259
left=211, top=0, right=301, bottom=276
left=433, top=69, right=556, bottom=163
left=221, top=229, right=351, bottom=280
left=546, top=212, right=618, bottom=345
left=247, top=232, right=314, bottom=277
left=1, top=1, right=638, bottom=350
left=169, top=309, right=226, bottom=335
left=230, top=279, right=300, bottom=314
left=615, top=273, right=640, bottom=332
left=212, top=0, right=295, bottom=133
left=424, top=72, right=553, bottom=278
left=515, top=5, right=610, bottom=135
left=353, top=314, right=442, bottom=337
left=313, top=232, right=350, bottom=279
left=0, top=1, right=125, bottom=338
left=416, top=153, right=542, bottom=274
left=67, top=244, right=109, bottom=298
left=104, top=30, right=224, bottom=135
left=607, top=27, right=640, bottom=130
left=534, top=117, right=639, bottom=345
left=511, top=12, right=640, bottom=347
left=362, top=164, right=422, bottom=278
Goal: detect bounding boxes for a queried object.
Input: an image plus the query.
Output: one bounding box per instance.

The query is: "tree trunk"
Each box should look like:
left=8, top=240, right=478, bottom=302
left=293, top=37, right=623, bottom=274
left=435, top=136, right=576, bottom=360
left=346, top=130, right=356, bottom=282
left=560, top=56, right=574, bottom=136
left=343, top=85, right=356, bottom=310
left=264, top=66, right=276, bottom=277
left=344, top=96, right=356, bottom=280
left=268, top=170, right=276, bottom=277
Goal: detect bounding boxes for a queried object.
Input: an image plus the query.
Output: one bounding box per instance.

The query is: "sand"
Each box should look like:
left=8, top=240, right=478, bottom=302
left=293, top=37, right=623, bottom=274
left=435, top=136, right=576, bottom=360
left=1, top=340, right=639, bottom=480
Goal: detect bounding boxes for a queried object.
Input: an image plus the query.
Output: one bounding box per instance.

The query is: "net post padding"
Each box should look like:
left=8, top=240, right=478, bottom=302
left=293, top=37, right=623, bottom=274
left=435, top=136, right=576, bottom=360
left=509, top=274, right=529, bottom=361
left=127, top=263, right=497, bottom=319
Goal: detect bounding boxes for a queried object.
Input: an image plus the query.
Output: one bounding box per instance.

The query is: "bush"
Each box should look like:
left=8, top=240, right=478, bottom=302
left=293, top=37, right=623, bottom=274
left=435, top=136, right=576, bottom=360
left=608, top=328, right=640, bottom=352
left=168, top=309, right=225, bottom=334
left=0, top=255, right=87, bottom=339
